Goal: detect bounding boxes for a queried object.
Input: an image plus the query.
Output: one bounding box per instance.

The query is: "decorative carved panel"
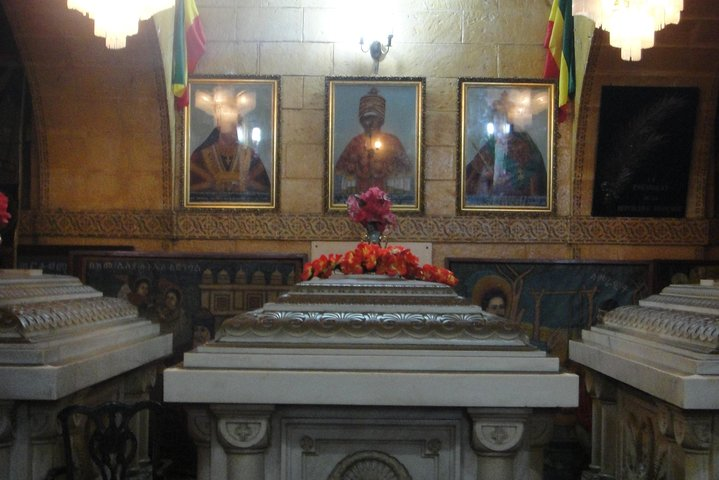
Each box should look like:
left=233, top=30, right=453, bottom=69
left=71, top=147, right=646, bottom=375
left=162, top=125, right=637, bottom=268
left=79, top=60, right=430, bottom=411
left=619, top=393, right=670, bottom=480
left=18, top=210, right=710, bottom=245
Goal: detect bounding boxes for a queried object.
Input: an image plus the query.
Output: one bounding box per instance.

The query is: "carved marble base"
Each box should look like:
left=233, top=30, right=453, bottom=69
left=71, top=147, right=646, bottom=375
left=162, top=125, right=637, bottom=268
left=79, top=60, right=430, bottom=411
left=570, top=283, right=719, bottom=479
left=168, top=275, right=578, bottom=479
left=182, top=405, right=554, bottom=480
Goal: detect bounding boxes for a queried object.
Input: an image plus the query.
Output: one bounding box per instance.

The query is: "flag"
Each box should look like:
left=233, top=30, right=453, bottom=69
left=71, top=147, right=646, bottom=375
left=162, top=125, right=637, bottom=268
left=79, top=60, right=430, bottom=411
left=172, top=0, right=206, bottom=110
left=544, top=0, right=575, bottom=123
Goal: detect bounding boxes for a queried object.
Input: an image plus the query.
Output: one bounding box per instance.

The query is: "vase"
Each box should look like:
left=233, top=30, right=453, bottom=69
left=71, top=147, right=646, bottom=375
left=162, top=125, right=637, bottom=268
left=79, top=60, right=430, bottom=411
left=364, top=222, right=383, bottom=245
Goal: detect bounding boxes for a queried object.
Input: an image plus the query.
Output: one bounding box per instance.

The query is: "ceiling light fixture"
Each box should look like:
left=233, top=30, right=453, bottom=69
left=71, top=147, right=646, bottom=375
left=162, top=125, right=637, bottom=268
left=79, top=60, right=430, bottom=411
left=67, top=0, right=174, bottom=49
left=573, top=0, right=683, bottom=61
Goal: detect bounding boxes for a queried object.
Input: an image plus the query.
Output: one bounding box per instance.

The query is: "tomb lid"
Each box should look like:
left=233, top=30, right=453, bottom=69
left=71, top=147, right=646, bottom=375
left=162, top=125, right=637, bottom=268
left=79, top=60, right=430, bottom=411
left=0, top=269, right=169, bottom=367
left=598, top=283, right=719, bottom=355
left=0, top=270, right=172, bottom=400
left=217, top=274, right=532, bottom=350
left=572, top=283, right=719, bottom=381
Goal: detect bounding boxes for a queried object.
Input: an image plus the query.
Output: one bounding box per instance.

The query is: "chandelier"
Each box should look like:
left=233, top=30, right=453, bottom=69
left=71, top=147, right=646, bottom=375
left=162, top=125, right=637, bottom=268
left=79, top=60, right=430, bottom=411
left=572, top=0, right=683, bottom=61
left=67, top=0, right=174, bottom=49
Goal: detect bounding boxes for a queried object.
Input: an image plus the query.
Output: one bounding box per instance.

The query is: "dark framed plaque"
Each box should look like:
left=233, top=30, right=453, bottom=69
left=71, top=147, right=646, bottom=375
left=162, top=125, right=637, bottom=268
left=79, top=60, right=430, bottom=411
left=592, top=86, right=699, bottom=217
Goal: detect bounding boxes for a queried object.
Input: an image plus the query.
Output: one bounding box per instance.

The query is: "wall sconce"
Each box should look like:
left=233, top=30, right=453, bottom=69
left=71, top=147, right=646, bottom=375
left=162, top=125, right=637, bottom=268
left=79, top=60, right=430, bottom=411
left=360, top=34, right=393, bottom=75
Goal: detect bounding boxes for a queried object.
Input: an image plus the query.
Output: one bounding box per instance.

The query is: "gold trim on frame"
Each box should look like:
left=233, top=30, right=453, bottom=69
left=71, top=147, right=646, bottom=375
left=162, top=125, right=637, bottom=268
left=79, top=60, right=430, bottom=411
left=458, top=78, right=556, bottom=214
left=325, top=77, right=424, bottom=213
left=183, top=76, right=280, bottom=210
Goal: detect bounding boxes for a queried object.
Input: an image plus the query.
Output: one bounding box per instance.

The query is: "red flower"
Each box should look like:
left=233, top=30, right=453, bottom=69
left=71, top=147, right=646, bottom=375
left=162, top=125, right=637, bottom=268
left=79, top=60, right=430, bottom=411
left=338, top=249, right=364, bottom=274
left=300, top=262, right=315, bottom=281
left=301, top=254, right=342, bottom=280
left=299, top=242, right=458, bottom=287
left=0, top=192, right=10, bottom=227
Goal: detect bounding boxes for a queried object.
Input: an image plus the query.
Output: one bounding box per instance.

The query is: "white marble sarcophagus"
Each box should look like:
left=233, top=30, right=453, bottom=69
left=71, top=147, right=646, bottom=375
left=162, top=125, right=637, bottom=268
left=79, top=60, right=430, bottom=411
left=164, top=274, right=578, bottom=480
left=0, top=269, right=172, bottom=479
left=569, top=281, right=719, bottom=480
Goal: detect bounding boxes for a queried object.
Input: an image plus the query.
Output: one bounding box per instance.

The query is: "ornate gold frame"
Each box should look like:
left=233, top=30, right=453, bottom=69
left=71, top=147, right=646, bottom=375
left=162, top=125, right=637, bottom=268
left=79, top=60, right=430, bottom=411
left=183, top=76, right=279, bottom=209
left=458, top=79, right=555, bottom=213
left=326, top=77, right=424, bottom=213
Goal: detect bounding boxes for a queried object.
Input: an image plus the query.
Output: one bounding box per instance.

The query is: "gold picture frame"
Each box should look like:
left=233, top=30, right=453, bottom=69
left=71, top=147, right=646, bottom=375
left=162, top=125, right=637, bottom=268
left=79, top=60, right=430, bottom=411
left=183, top=76, right=279, bottom=209
left=326, top=77, right=424, bottom=212
left=458, top=79, right=555, bottom=213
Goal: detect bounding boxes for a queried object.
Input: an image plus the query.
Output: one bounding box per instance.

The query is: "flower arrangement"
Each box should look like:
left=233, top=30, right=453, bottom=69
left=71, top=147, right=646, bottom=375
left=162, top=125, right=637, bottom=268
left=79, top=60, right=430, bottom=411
left=301, top=187, right=458, bottom=287
left=0, top=192, right=10, bottom=228
left=347, top=186, right=397, bottom=241
left=301, top=242, right=458, bottom=286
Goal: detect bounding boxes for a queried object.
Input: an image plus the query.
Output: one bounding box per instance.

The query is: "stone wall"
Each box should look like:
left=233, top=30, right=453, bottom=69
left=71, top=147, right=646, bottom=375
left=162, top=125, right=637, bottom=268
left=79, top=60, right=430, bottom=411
left=2, top=0, right=718, bottom=264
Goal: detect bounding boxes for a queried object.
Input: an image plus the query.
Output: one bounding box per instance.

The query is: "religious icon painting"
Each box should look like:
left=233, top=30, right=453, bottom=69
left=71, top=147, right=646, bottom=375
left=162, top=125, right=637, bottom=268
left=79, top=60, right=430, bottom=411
left=325, top=77, right=425, bottom=212
left=183, top=76, right=280, bottom=209
left=458, top=78, right=556, bottom=213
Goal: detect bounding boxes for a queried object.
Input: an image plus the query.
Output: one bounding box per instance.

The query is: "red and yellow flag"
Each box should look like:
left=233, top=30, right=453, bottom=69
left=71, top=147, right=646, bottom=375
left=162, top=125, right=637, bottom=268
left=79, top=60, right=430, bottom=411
left=172, top=0, right=206, bottom=110
left=544, top=0, right=575, bottom=123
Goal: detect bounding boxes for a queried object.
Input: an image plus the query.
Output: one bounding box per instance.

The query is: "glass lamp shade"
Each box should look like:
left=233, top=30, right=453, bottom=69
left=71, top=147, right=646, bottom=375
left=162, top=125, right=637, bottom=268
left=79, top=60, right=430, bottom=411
left=67, top=0, right=174, bottom=49
left=572, top=0, right=683, bottom=61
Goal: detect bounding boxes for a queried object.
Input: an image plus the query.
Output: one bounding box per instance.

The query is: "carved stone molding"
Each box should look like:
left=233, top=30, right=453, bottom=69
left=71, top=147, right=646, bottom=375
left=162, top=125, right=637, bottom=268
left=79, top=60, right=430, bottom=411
left=570, top=218, right=707, bottom=245
left=621, top=410, right=668, bottom=480
left=299, top=435, right=315, bottom=454
left=468, top=408, right=529, bottom=454
left=584, top=370, right=617, bottom=401
left=220, top=309, right=520, bottom=342
left=186, top=408, right=212, bottom=446
left=423, top=438, right=442, bottom=457
left=527, top=413, right=554, bottom=448
left=655, top=403, right=674, bottom=440
left=327, top=450, right=412, bottom=480
left=18, top=209, right=711, bottom=245
left=572, top=29, right=602, bottom=216
left=212, top=405, right=273, bottom=452
left=20, top=210, right=174, bottom=240
left=602, top=305, right=719, bottom=353
left=673, top=412, right=713, bottom=452
left=29, top=404, right=61, bottom=443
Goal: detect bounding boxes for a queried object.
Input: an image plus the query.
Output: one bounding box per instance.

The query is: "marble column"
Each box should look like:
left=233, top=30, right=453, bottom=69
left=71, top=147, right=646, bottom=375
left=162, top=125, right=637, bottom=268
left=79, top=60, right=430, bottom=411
left=28, top=403, right=62, bottom=480
left=468, top=408, right=529, bottom=480
left=212, top=405, right=274, bottom=480
left=122, top=365, right=159, bottom=468
left=0, top=402, right=13, bottom=480
left=527, top=413, right=554, bottom=479
left=585, top=370, right=617, bottom=477
left=187, top=407, right=212, bottom=480
left=673, top=411, right=713, bottom=480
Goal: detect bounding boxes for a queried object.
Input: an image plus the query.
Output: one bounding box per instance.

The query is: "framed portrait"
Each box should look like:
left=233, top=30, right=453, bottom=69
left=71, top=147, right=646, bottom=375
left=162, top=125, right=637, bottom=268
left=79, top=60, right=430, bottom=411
left=326, top=77, right=424, bottom=212
left=183, top=76, right=279, bottom=209
left=458, top=79, right=555, bottom=213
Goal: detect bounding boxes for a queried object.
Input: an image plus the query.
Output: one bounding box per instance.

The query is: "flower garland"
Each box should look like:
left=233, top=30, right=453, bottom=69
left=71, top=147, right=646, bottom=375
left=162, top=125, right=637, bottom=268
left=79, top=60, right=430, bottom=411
left=301, top=242, right=459, bottom=286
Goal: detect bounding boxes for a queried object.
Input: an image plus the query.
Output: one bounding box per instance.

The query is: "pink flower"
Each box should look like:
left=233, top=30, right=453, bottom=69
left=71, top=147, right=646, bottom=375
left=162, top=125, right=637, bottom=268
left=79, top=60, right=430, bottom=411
left=347, top=187, right=397, bottom=234
left=0, top=192, right=11, bottom=227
